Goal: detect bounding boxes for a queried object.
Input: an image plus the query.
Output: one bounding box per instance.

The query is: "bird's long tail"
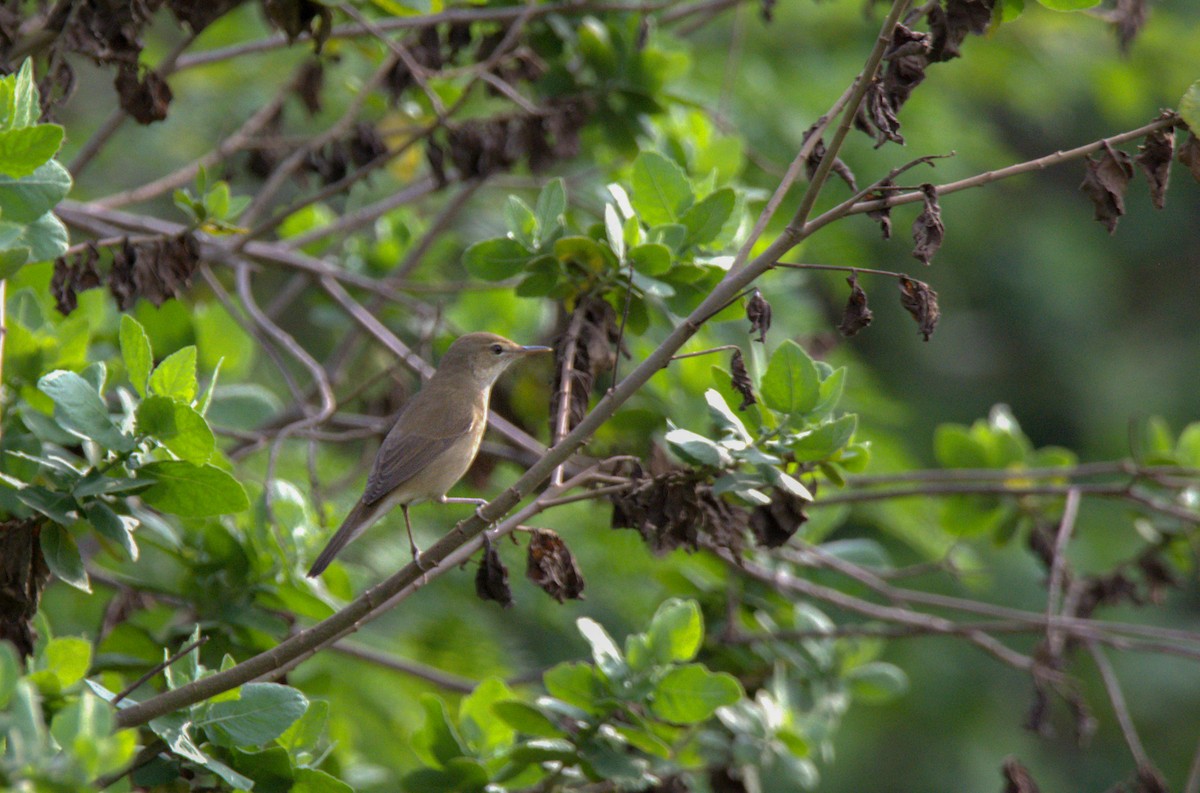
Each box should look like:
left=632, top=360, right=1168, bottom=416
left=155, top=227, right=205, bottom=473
left=307, top=499, right=375, bottom=577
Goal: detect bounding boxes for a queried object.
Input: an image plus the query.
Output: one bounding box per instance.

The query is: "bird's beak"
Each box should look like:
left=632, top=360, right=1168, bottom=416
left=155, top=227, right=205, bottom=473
left=519, top=345, right=553, bottom=354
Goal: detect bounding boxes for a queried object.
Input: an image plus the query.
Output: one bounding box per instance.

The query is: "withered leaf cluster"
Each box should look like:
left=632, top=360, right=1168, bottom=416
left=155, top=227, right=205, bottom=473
left=1079, top=142, right=1134, bottom=234
left=730, top=350, right=756, bottom=411
left=610, top=467, right=749, bottom=556
left=475, top=536, right=513, bottom=608
left=51, top=243, right=101, bottom=315
left=855, top=78, right=904, bottom=149
left=838, top=273, right=873, bottom=337
left=1001, top=758, right=1041, bottom=793
left=262, top=0, right=332, bottom=47
left=293, top=59, right=326, bottom=117
left=550, top=297, right=621, bottom=438
left=897, top=275, right=940, bottom=341
left=1111, top=0, right=1148, bottom=54
left=911, top=183, right=944, bottom=265
left=54, top=233, right=202, bottom=315
left=745, top=289, right=771, bottom=344
left=865, top=178, right=896, bottom=239
left=0, top=517, right=51, bottom=660
left=427, top=97, right=591, bottom=183
left=526, top=529, right=585, bottom=603
left=4, top=1, right=335, bottom=126
left=1135, top=124, right=1174, bottom=210
left=804, top=126, right=857, bottom=192
left=928, top=0, right=995, bottom=62
left=305, top=122, right=389, bottom=185
left=386, top=24, right=545, bottom=105
left=246, top=114, right=387, bottom=185
left=855, top=2, right=998, bottom=149
left=114, top=63, right=172, bottom=124
left=748, top=487, right=810, bottom=548
left=1179, top=132, right=1200, bottom=183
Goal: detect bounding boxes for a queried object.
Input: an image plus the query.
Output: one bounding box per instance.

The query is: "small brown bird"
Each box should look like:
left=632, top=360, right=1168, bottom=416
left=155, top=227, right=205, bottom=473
left=307, top=332, right=551, bottom=577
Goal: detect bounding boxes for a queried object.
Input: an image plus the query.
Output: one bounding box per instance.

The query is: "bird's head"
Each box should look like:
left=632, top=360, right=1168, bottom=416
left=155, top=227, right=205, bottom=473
left=438, top=332, right=552, bottom=387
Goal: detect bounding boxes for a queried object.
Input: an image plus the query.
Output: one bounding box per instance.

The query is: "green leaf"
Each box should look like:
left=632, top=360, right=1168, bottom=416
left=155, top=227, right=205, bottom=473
left=760, top=340, right=820, bottom=415
left=149, top=346, right=198, bottom=402
left=0, top=245, right=27, bottom=277
left=50, top=690, right=113, bottom=754
left=554, top=235, right=609, bottom=272
left=136, top=395, right=216, bottom=464
left=664, top=426, right=732, bottom=468
left=31, top=636, right=92, bottom=694
left=604, top=203, right=626, bottom=260
left=412, top=694, right=468, bottom=767
left=704, top=388, right=750, bottom=442
left=84, top=500, right=138, bottom=560
left=1180, top=80, right=1200, bottom=134
left=138, top=461, right=250, bottom=517
left=544, top=663, right=604, bottom=712
left=0, top=159, right=71, bottom=222
left=15, top=485, right=77, bottom=524
left=493, top=701, right=564, bottom=738
left=846, top=662, right=909, bottom=703
left=680, top=187, right=735, bottom=247
left=37, top=369, right=133, bottom=451
left=1177, top=422, right=1200, bottom=467
left=577, top=617, right=627, bottom=680
left=761, top=466, right=814, bottom=500
left=505, top=195, right=538, bottom=249
left=645, top=598, right=704, bottom=664
left=534, top=178, right=567, bottom=240
left=459, top=677, right=517, bottom=754
left=516, top=255, right=561, bottom=297
left=507, top=738, right=579, bottom=765
left=0, top=641, right=18, bottom=708
left=1035, top=0, right=1100, bottom=9
left=649, top=664, right=742, bottom=724
left=630, top=151, right=693, bottom=225
left=789, top=414, right=857, bottom=463
left=14, top=211, right=68, bottom=262
left=203, top=683, right=308, bottom=747
left=628, top=242, right=672, bottom=276
left=120, top=314, right=153, bottom=396
left=293, top=767, right=354, bottom=793
left=0, top=125, right=64, bottom=178
left=10, top=59, right=40, bottom=129
left=464, top=237, right=531, bottom=280
left=999, top=0, right=1025, bottom=21
left=40, top=524, right=91, bottom=592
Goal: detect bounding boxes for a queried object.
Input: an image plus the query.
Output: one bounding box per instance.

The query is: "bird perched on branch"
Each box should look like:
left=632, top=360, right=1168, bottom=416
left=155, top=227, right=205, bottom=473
left=307, top=332, right=552, bottom=577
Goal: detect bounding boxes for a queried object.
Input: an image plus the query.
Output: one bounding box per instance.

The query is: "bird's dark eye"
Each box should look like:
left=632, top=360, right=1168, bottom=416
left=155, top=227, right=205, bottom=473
left=490, top=344, right=503, bottom=355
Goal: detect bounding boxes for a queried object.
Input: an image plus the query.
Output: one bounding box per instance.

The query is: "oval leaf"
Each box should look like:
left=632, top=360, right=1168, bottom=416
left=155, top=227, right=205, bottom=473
left=649, top=664, right=743, bottom=724
left=760, top=340, right=820, bottom=415
left=138, top=461, right=250, bottom=517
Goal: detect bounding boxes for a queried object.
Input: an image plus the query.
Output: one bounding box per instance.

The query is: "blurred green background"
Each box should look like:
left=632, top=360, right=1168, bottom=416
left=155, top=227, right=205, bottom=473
left=31, top=0, right=1200, bottom=789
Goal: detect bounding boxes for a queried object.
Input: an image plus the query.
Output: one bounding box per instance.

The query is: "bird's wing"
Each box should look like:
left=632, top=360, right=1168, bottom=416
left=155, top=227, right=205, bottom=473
left=361, top=399, right=477, bottom=506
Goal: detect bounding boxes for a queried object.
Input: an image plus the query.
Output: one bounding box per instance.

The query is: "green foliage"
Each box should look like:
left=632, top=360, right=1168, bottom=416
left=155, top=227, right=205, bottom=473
left=0, top=637, right=137, bottom=789
left=0, top=59, right=69, bottom=274
left=174, top=166, right=252, bottom=232
left=404, top=600, right=746, bottom=792
left=2, top=315, right=249, bottom=598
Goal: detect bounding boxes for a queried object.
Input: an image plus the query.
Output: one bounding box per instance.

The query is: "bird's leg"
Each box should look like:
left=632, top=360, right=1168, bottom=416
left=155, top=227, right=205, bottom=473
left=403, top=505, right=429, bottom=572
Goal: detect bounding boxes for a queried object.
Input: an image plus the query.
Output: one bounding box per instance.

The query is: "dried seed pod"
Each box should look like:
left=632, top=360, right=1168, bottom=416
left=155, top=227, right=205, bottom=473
left=526, top=529, right=585, bottom=603
left=1135, top=124, right=1174, bottom=210
left=475, top=536, right=513, bottom=608
left=1080, top=142, right=1134, bottom=234
left=898, top=275, right=940, bottom=341
left=838, top=273, right=873, bottom=337
left=911, top=183, right=944, bottom=265
left=746, top=289, right=771, bottom=344
left=730, top=350, right=756, bottom=411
